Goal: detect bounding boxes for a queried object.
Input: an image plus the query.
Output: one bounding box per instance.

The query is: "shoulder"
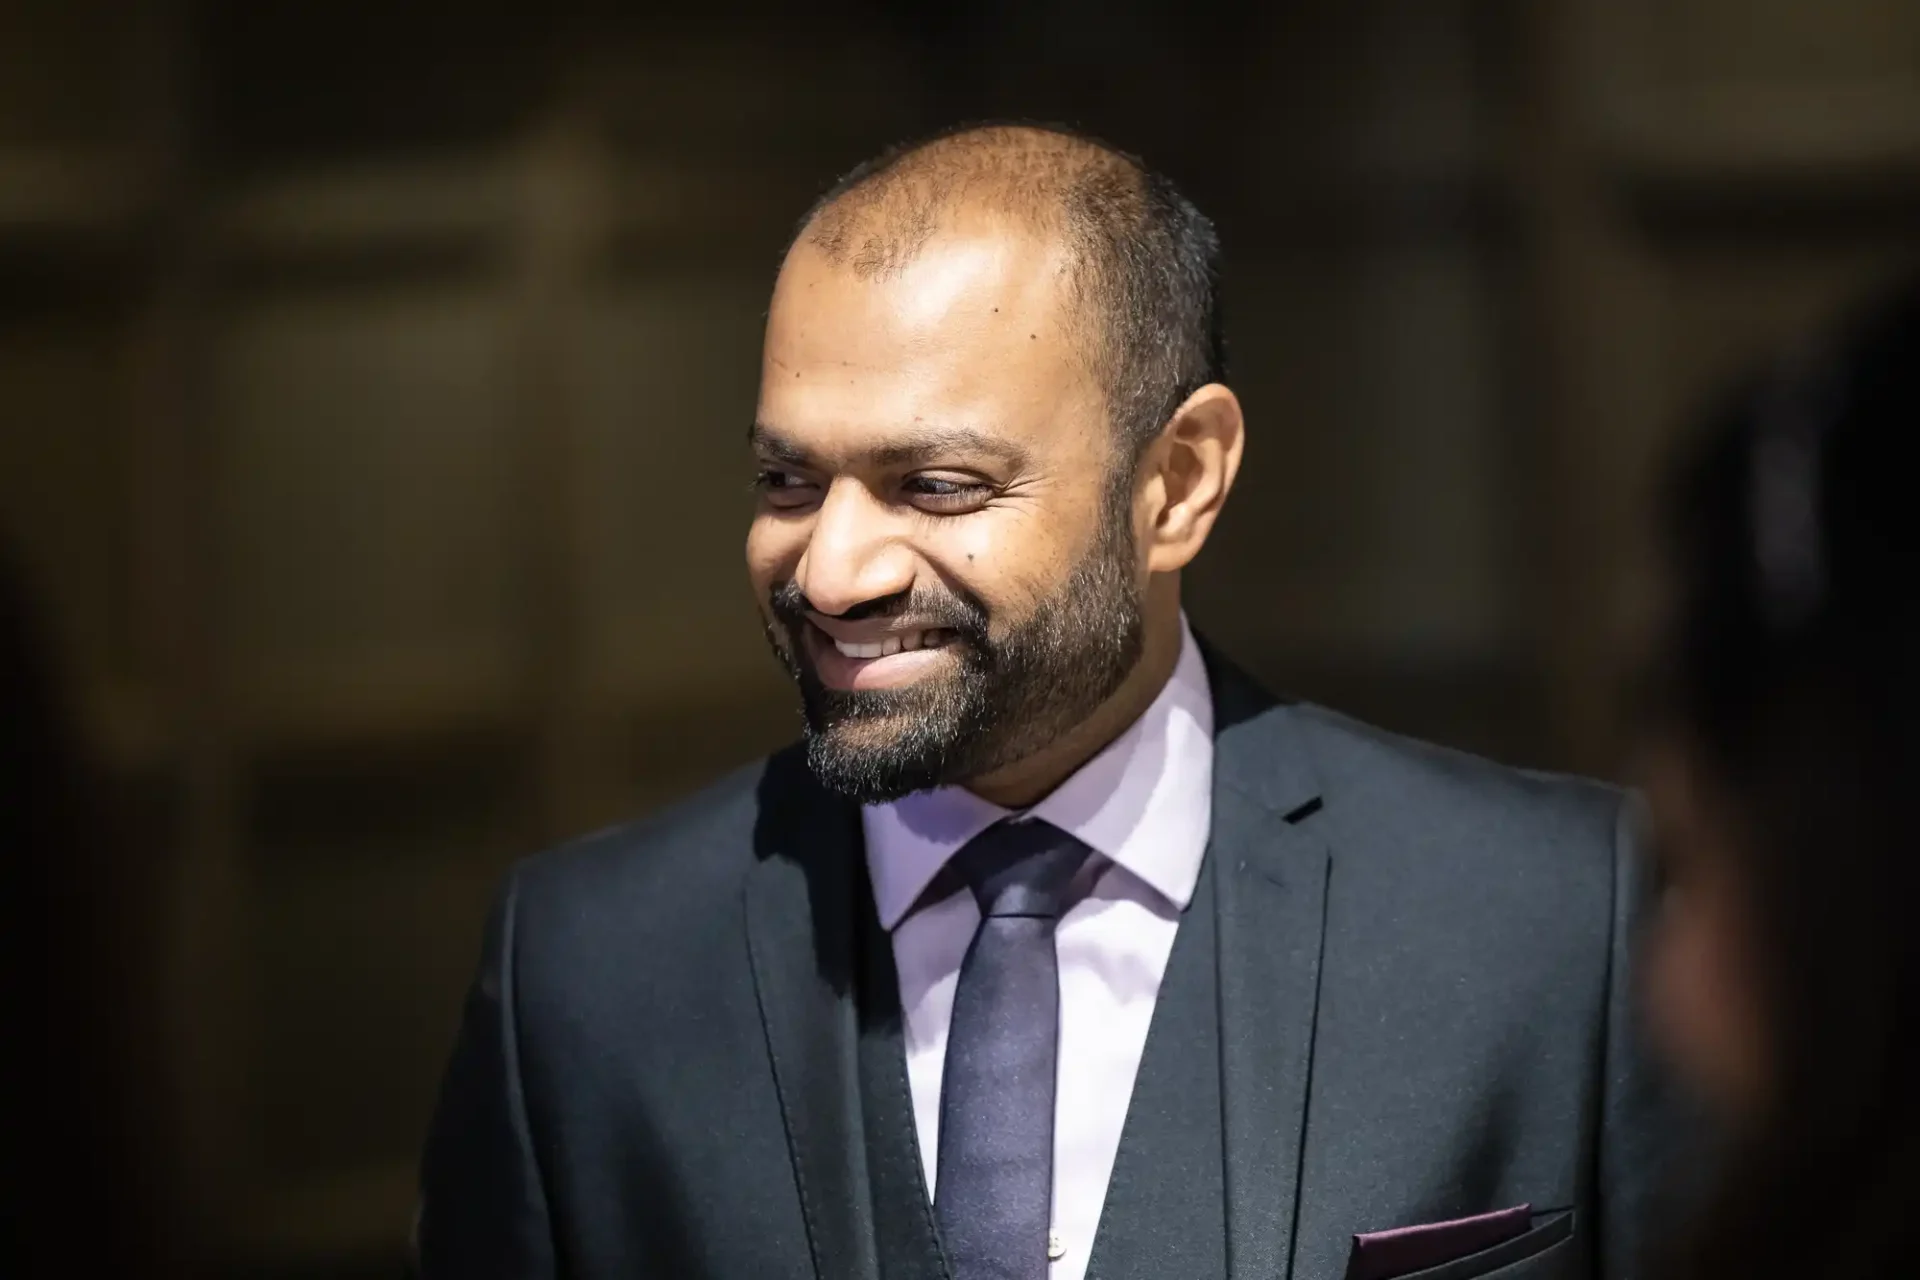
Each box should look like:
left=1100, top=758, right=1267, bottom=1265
left=474, top=747, right=833, bottom=1089
left=1203, top=640, right=1625, bottom=862
left=1227, top=697, right=1631, bottom=928
left=1285, top=702, right=1625, bottom=848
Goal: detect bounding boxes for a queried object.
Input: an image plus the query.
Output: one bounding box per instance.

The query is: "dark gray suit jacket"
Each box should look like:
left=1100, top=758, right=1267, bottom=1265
left=419, top=656, right=1672, bottom=1279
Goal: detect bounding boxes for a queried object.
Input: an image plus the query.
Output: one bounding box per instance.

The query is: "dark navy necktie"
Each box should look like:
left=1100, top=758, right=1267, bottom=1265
left=934, top=818, right=1092, bottom=1280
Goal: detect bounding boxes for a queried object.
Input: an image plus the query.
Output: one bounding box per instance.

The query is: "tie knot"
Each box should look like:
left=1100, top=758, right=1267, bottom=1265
left=950, top=819, right=1091, bottom=920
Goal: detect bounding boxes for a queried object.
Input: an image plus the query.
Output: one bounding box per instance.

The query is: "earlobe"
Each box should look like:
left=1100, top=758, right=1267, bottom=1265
left=1145, top=383, right=1244, bottom=573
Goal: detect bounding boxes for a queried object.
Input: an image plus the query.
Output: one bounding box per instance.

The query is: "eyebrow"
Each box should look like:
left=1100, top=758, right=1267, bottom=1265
left=749, top=422, right=1032, bottom=471
left=748, top=425, right=814, bottom=468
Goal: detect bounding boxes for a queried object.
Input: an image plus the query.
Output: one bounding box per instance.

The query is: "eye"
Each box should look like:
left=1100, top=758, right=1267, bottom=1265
left=903, top=473, right=994, bottom=514
left=753, top=468, right=821, bottom=510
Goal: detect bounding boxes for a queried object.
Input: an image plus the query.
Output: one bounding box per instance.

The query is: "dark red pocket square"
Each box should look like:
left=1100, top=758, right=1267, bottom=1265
left=1346, top=1203, right=1532, bottom=1280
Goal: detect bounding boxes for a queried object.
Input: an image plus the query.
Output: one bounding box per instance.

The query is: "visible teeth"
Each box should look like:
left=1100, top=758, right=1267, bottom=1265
left=833, top=629, right=947, bottom=660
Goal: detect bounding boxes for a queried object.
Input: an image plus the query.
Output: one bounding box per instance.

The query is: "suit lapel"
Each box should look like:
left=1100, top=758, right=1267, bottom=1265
left=744, top=752, right=883, bottom=1280
left=1205, top=653, right=1332, bottom=1280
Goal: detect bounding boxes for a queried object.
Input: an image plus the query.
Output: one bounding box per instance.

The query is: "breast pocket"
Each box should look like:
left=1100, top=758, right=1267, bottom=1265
left=1357, top=1211, right=1577, bottom=1280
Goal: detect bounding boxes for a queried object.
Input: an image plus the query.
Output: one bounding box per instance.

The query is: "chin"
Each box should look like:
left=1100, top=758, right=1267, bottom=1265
left=803, top=748, right=941, bottom=804
left=801, top=716, right=959, bottom=802
left=808, top=713, right=918, bottom=758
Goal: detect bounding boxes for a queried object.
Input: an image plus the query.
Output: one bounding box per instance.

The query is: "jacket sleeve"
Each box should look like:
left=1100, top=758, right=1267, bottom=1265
left=417, top=869, right=558, bottom=1278
left=1597, top=792, right=1693, bottom=1280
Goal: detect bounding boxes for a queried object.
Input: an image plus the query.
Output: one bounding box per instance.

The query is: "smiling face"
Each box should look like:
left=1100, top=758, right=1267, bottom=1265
left=747, top=216, right=1150, bottom=803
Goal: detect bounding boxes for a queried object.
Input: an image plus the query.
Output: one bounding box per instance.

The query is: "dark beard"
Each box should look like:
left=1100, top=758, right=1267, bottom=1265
left=762, top=506, right=1145, bottom=804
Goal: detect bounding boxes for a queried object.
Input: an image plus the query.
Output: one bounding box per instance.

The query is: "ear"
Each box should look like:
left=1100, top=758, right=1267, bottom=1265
left=1139, top=383, right=1245, bottom=574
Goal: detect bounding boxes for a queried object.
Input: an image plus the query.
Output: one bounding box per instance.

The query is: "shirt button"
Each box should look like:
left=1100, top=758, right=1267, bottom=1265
left=1048, top=1230, right=1066, bottom=1261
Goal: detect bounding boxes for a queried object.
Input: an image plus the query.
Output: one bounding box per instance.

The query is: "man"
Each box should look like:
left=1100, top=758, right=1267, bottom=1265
left=420, top=125, right=1669, bottom=1280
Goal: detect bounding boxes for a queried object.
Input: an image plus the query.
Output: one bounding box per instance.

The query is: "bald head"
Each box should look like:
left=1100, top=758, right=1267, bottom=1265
left=790, top=124, right=1225, bottom=454
left=751, top=125, right=1246, bottom=803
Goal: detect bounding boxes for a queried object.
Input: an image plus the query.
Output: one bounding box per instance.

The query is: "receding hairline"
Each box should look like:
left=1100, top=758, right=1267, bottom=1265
left=795, top=124, right=1152, bottom=280
left=783, top=122, right=1226, bottom=457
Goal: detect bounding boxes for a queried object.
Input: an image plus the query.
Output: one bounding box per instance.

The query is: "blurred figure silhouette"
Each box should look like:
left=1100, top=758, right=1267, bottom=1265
left=1639, top=278, right=1920, bottom=1278
left=0, top=546, right=158, bottom=1275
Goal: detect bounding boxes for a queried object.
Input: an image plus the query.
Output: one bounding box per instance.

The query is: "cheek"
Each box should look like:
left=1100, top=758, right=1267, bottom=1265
left=930, top=512, right=1078, bottom=620
left=945, top=476, right=1114, bottom=586
left=746, top=516, right=802, bottom=593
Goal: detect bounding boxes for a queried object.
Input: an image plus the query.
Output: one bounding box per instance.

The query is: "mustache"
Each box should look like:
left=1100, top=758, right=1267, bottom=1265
left=767, top=580, right=991, bottom=643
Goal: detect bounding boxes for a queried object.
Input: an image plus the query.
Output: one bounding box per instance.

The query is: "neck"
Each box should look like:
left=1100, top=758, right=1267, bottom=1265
left=965, top=594, right=1185, bottom=810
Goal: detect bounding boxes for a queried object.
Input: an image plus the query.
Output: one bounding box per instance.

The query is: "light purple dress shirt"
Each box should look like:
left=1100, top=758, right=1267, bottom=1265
left=862, top=618, right=1214, bottom=1280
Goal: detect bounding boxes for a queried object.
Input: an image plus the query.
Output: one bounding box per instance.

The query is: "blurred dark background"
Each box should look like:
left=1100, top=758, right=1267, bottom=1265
left=1, top=0, right=1915, bottom=1274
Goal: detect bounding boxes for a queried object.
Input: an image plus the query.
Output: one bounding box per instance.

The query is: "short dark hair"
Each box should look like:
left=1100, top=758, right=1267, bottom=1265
left=790, top=122, right=1226, bottom=458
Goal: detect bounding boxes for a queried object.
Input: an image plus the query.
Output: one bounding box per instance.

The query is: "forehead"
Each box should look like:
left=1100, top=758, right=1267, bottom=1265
left=757, top=224, right=1105, bottom=464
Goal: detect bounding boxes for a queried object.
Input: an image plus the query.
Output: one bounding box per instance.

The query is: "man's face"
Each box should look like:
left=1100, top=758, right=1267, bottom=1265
left=747, top=221, right=1146, bottom=802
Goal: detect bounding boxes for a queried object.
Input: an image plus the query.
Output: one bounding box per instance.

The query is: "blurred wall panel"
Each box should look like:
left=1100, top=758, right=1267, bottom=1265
left=1193, top=242, right=1524, bottom=755
left=0, top=0, right=155, bottom=147
left=232, top=738, right=530, bottom=1268
left=0, top=311, right=137, bottom=716
left=198, top=260, right=537, bottom=1263
left=1606, top=0, right=1920, bottom=110
left=1241, top=0, right=1489, bottom=190
left=1188, top=0, right=1532, bottom=756
left=574, top=265, right=796, bottom=821
left=576, top=267, right=769, bottom=679
left=211, top=276, right=529, bottom=744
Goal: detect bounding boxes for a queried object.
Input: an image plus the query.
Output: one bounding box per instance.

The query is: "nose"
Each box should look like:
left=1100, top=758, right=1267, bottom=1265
left=794, top=478, right=916, bottom=617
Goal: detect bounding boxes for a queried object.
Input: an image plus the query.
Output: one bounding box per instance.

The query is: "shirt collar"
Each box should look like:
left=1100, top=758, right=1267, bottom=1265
left=863, top=616, right=1214, bottom=930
